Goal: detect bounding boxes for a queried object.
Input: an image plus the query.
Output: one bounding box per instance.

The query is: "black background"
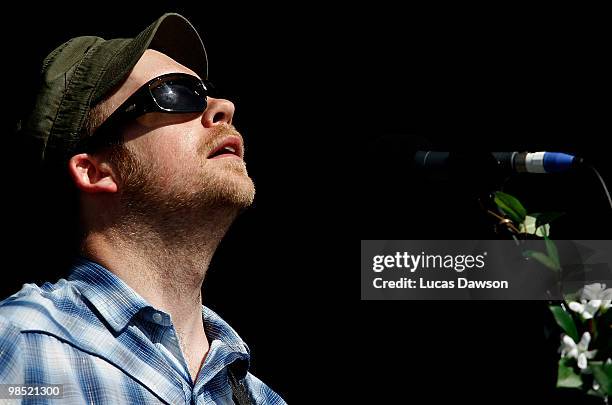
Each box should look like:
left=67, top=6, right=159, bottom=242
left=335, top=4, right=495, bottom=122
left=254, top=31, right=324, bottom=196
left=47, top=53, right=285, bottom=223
left=361, top=5, right=610, bottom=405
left=1, top=3, right=611, bottom=404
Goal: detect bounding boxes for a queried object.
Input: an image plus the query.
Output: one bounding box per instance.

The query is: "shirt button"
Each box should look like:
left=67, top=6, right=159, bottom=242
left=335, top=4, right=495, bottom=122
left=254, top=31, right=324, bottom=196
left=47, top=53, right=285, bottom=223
left=152, top=313, right=163, bottom=323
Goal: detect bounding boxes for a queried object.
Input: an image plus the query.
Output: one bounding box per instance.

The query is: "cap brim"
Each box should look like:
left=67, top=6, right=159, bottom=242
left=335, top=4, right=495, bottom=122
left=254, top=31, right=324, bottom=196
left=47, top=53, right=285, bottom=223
left=148, top=13, right=208, bottom=80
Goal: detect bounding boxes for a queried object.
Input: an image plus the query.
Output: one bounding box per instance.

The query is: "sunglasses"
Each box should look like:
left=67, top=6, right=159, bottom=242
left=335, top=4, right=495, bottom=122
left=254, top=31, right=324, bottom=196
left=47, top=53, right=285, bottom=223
left=79, top=72, right=214, bottom=151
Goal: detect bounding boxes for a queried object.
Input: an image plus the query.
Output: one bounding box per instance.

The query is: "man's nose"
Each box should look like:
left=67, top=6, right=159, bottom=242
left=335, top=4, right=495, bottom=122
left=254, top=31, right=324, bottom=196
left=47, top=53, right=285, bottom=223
left=202, top=97, right=235, bottom=127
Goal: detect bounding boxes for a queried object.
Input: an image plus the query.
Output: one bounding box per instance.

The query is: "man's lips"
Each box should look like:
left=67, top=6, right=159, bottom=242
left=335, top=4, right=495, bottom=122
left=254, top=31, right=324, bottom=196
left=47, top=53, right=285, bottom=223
left=207, top=135, right=244, bottom=159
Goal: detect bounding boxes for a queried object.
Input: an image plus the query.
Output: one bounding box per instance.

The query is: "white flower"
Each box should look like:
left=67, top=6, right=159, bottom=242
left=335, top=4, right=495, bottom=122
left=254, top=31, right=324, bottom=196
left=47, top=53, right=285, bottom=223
left=569, top=300, right=605, bottom=319
left=569, top=283, right=612, bottom=317
left=561, top=332, right=597, bottom=370
left=581, top=283, right=612, bottom=302
left=519, top=215, right=550, bottom=237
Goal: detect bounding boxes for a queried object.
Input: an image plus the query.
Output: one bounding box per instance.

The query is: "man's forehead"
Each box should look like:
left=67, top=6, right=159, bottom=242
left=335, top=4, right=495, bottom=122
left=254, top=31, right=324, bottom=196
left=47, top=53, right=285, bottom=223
left=130, top=49, right=200, bottom=84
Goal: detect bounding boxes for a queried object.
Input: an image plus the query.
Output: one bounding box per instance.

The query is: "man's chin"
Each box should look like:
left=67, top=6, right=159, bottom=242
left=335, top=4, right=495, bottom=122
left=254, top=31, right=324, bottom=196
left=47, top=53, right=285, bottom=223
left=206, top=159, right=255, bottom=207
left=228, top=182, right=255, bottom=209
left=210, top=174, right=255, bottom=210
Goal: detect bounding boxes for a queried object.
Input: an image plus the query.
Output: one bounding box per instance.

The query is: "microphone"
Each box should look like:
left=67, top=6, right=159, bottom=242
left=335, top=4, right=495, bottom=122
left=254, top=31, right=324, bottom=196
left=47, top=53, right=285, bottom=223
left=415, top=151, right=583, bottom=174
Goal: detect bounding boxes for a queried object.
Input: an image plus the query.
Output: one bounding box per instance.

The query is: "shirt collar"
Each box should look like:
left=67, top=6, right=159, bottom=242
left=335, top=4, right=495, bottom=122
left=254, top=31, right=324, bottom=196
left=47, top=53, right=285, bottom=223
left=68, top=256, right=152, bottom=333
left=203, top=306, right=250, bottom=356
left=203, top=306, right=251, bottom=379
left=68, top=257, right=251, bottom=357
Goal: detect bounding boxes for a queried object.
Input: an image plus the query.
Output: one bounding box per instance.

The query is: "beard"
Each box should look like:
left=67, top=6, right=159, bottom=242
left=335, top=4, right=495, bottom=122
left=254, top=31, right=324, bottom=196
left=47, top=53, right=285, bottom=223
left=108, top=125, right=255, bottom=236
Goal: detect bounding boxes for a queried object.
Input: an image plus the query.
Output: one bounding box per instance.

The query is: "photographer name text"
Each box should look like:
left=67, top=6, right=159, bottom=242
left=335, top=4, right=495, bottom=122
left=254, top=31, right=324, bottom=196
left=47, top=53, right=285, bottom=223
left=373, top=277, right=509, bottom=289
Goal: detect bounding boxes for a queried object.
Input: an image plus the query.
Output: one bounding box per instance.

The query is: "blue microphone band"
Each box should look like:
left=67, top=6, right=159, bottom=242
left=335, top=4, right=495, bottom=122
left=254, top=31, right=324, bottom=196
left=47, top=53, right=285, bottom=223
left=542, top=152, right=577, bottom=173
left=520, top=152, right=577, bottom=173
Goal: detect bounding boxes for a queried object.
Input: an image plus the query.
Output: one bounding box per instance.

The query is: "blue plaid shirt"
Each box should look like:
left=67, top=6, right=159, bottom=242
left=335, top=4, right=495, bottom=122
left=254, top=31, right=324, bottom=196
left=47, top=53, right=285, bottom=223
left=0, top=257, right=286, bottom=404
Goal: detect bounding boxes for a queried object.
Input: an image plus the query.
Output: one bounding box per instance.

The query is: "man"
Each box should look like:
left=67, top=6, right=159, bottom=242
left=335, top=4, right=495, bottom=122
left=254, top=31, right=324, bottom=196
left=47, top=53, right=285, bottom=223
left=0, top=13, right=286, bottom=404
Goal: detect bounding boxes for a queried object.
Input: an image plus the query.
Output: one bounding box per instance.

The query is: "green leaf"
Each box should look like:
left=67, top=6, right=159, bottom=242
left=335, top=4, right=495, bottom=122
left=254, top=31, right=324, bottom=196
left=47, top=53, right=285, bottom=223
left=549, top=306, right=579, bottom=341
left=532, top=211, right=566, bottom=228
left=557, top=359, right=583, bottom=388
left=544, top=237, right=561, bottom=271
left=591, top=361, right=612, bottom=395
left=523, top=250, right=560, bottom=272
left=494, top=191, right=527, bottom=223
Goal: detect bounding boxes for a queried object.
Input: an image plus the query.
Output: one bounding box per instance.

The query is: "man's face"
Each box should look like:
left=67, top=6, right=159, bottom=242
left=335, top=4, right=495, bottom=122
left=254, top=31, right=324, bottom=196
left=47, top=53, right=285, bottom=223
left=102, top=49, right=255, bottom=217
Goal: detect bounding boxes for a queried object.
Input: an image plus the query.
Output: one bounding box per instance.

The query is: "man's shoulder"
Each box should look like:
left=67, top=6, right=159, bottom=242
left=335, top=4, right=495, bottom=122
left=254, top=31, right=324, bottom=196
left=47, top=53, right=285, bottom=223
left=0, top=279, right=83, bottom=332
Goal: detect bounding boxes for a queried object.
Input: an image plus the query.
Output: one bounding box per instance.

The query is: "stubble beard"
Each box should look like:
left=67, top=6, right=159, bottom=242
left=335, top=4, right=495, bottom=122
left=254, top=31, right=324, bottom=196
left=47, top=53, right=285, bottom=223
left=111, top=126, right=255, bottom=245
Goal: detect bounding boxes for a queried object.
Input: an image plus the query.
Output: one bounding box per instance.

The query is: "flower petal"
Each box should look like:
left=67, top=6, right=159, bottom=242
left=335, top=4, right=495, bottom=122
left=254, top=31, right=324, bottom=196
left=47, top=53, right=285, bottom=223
left=582, top=301, right=601, bottom=318
left=582, top=283, right=605, bottom=300
left=562, top=335, right=577, bottom=348
left=578, top=332, right=591, bottom=351
left=568, top=348, right=579, bottom=359
left=535, top=224, right=550, bottom=237
left=578, top=352, right=588, bottom=369
left=601, top=289, right=612, bottom=300
left=568, top=301, right=584, bottom=313
left=523, top=216, right=536, bottom=234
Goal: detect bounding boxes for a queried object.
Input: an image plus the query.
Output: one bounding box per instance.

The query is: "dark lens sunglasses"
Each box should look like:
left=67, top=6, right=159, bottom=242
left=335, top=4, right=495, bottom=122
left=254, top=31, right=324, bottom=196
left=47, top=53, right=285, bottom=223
left=79, top=72, right=214, bottom=151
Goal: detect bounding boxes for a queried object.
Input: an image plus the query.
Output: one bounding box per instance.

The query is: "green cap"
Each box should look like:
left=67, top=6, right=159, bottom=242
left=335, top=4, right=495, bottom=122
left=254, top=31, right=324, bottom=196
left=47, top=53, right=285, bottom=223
left=19, top=13, right=208, bottom=167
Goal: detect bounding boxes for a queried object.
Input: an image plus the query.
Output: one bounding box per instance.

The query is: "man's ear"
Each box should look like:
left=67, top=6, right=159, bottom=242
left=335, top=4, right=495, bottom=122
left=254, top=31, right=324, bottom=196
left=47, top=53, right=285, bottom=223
left=68, top=153, right=118, bottom=194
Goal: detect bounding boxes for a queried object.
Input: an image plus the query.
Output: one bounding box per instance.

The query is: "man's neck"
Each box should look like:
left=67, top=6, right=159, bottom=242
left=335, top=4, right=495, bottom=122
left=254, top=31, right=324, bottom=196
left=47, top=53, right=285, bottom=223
left=81, top=207, right=237, bottom=380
